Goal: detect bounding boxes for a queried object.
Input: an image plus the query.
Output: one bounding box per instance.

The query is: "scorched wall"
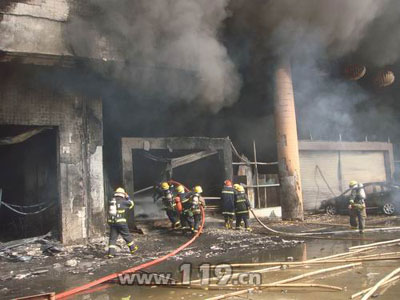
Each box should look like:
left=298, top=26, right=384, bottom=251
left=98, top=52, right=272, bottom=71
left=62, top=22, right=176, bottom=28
left=0, top=64, right=105, bottom=244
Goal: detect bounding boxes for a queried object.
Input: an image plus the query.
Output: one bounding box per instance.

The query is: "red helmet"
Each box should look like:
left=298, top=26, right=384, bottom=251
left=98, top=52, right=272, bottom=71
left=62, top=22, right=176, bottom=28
left=224, top=180, right=232, bottom=187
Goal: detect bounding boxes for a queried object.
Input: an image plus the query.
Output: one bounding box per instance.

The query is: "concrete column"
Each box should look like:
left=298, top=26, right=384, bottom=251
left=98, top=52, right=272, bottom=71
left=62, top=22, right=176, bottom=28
left=121, top=139, right=135, bottom=197
left=223, top=139, right=234, bottom=181
left=274, top=61, right=304, bottom=221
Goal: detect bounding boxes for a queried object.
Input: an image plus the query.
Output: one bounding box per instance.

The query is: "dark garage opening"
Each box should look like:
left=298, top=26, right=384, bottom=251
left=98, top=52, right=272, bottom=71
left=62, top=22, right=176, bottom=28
left=0, top=126, right=60, bottom=242
left=132, top=149, right=225, bottom=220
left=133, top=149, right=224, bottom=193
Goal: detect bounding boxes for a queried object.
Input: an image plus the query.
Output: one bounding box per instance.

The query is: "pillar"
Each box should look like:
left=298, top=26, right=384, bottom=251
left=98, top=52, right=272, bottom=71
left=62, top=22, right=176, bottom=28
left=274, top=61, right=304, bottom=221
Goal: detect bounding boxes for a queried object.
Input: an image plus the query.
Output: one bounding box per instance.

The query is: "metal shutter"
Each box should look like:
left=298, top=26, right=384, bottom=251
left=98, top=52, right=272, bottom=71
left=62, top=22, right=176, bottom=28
left=340, top=151, right=386, bottom=187
left=300, top=151, right=341, bottom=210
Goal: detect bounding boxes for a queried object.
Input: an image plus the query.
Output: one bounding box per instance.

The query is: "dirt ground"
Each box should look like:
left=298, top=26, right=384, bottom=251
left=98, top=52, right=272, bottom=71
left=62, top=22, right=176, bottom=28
left=0, top=213, right=399, bottom=299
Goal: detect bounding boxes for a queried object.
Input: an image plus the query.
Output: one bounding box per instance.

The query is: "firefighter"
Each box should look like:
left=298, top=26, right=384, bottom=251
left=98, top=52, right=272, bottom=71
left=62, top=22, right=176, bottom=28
left=348, top=180, right=367, bottom=233
left=160, top=182, right=181, bottom=229
left=107, top=187, right=138, bottom=258
left=233, top=184, right=252, bottom=231
left=174, top=185, right=191, bottom=230
left=178, top=185, right=194, bottom=232
left=191, top=185, right=205, bottom=233
left=221, top=180, right=235, bottom=229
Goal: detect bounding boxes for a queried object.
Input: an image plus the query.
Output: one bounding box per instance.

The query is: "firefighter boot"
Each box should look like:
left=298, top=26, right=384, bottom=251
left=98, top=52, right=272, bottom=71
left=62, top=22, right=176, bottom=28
left=127, top=241, right=138, bottom=254
left=130, top=245, right=139, bottom=254
left=225, top=221, right=230, bottom=229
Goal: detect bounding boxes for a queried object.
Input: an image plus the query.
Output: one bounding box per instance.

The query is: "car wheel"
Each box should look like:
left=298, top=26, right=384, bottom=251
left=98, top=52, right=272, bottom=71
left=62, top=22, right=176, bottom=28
left=382, top=202, right=396, bottom=216
left=326, top=205, right=337, bottom=215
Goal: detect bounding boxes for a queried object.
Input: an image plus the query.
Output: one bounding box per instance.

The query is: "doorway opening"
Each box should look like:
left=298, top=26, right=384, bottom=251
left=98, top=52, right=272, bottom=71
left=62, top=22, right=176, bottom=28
left=0, top=125, right=60, bottom=242
left=132, top=149, right=224, bottom=220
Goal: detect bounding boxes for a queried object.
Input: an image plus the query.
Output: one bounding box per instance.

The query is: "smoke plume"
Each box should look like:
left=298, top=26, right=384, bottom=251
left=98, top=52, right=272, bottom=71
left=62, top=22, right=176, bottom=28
left=358, top=0, right=400, bottom=66
left=227, top=0, right=400, bottom=141
left=66, top=0, right=400, bottom=175
left=67, top=0, right=241, bottom=112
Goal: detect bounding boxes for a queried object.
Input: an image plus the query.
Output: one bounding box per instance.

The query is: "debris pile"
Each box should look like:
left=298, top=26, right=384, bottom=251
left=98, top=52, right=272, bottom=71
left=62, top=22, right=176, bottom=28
left=0, top=235, right=113, bottom=285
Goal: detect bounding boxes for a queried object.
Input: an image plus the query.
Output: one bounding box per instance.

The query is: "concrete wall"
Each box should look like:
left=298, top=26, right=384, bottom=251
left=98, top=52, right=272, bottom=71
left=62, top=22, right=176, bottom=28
left=0, top=0, right=71, bottom=55
left=0, top=0, right=114, bottom=60
left=0, top=65, right=105, bottom=244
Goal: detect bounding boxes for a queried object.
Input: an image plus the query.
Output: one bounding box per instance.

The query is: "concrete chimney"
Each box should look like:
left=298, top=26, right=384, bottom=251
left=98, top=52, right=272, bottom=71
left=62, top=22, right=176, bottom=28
left=274, top=61, right=304, bottom=221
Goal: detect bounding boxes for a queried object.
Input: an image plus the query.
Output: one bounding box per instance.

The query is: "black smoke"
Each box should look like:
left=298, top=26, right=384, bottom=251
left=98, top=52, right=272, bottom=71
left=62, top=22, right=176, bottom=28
left=64, top=0, right=400, bottom=186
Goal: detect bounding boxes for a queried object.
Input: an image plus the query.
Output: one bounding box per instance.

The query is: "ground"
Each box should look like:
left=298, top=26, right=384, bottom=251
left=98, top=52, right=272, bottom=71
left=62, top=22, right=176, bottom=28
left=0, top=213, right=399, bottom=299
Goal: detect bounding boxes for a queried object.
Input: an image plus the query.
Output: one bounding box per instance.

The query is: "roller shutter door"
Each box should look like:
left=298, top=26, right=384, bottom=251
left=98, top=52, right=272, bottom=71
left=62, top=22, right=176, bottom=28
left=340, top=151, right=386, bottom=187
left=300, top=151, right=341, bottom=210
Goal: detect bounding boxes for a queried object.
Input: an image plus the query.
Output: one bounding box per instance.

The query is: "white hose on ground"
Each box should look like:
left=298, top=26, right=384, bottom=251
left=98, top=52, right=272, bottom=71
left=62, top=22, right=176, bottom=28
left=250, top=209, right=400, bottom=237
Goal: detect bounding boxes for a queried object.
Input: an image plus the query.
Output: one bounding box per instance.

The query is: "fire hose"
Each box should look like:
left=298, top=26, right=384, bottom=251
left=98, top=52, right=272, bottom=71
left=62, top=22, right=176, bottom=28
left=251, top=209, right=400, bottom=237
left=55, top=181, right=204, bottom=299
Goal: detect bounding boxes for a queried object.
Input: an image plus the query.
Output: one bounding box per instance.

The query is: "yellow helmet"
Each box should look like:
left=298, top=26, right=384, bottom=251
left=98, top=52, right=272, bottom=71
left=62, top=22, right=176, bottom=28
left=233, top=184, right=245, bottom=192
left=161, top=182, right=170, bottom=190
left=233, top=184, right=241, bottom=191
left=349, top=180, right=358, bottom=188
left=176, top=185, right=185, bottom=193
left=194, top=186, right=203, bottom=193
left=115, top=187, right=126, bottom=194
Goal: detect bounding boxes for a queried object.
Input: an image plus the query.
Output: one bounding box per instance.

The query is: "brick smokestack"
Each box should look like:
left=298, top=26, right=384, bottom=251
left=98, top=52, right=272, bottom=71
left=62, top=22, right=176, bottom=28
left=274, top=60, right=304, bottom=221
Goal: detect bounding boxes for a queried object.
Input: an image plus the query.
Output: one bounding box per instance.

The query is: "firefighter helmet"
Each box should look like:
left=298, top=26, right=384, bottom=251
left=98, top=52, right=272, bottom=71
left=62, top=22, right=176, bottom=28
left=194, top=186, right=203, bottom=193
left=349, top=180, right=358, bottom=188
left=237, top=185, right=245, bottom=193
left=161, top=182, right=170, bottom=190
left=115, top=187, right=126, bottom=194
left=224, top=180, right=232, bottom=187
left=176, top=185, right=185, bottom=193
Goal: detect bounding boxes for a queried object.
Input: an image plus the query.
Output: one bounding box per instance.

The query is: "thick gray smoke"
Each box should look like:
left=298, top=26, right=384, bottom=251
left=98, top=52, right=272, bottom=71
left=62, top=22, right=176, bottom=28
left=67, top=0, right=400, bottom=151
left=228, top=0, right=389, bottom=57
left=67, top=0, right=241, bottom=112
left=265, top=0, right=400, bottom=67
left=358, top=0, right=400, bottom=66
left=228, top=0, right=400, bottom=141
left=263, top=0, right=387, bottom=58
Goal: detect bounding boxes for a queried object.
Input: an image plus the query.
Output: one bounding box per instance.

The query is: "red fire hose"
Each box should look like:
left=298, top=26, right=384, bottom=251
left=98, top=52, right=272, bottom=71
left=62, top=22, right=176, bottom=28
left=55, top=181, right=204, bottom=299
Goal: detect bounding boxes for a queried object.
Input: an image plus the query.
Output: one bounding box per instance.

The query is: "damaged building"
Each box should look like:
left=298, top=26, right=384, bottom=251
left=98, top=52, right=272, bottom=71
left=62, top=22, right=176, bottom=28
left=3, top=1, right=400, bottom=299
left=0, top=0, right=105, bottom=244
left=2, top=0, right=400, bottom=246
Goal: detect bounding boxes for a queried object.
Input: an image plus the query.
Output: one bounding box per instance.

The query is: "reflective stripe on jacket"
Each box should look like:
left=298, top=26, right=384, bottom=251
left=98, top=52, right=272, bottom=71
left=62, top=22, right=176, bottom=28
left=179, top=192, right=192, bottom=211
left=221, top=186, right=235, bottom=214
left=108, top=195, right=134, bottom=224
left=234, top=192, right=250, bottom=214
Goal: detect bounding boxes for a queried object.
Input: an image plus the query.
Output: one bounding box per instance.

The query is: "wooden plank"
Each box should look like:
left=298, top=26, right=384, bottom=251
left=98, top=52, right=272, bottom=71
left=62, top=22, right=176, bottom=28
left=170, top=150, right=218, bottom=168
left=15, top=292, right=55, bottom=300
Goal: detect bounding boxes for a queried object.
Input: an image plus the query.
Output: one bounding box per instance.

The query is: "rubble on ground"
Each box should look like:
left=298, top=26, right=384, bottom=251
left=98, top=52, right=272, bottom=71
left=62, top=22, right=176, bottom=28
left=2, top=214, right=396, bottom=299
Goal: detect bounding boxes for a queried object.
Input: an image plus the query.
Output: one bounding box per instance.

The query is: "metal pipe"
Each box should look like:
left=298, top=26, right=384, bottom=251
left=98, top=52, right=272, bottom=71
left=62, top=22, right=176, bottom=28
left=253, top=140, right=261, bottom=208
left=245, top=184, right=280, bottom=188
left=232, top=162, right=278, bottom=165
